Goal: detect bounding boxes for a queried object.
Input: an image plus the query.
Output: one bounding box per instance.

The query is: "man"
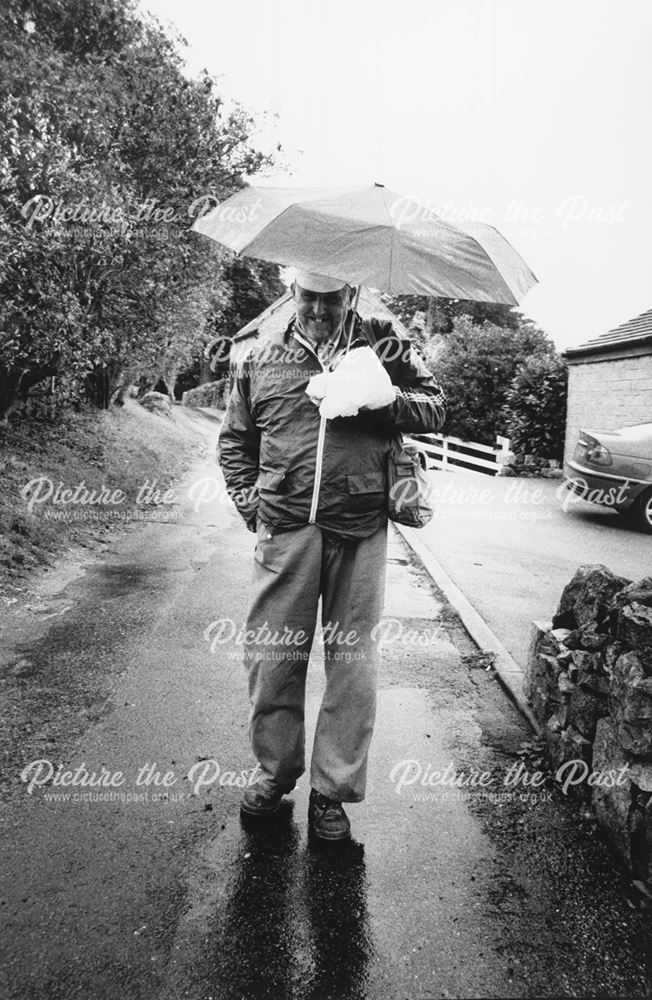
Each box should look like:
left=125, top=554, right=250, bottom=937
left=218, top=271, right=445, bottom=841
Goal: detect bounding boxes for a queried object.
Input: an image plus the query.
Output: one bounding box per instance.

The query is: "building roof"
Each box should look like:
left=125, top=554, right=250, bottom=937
left=564, top=307, right=652, bottom=359
left=233, top=290, right=294, bottom=342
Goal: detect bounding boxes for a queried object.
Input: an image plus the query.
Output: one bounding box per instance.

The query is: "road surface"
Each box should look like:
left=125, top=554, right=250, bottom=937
left=412, top=467, right=652, bottom=668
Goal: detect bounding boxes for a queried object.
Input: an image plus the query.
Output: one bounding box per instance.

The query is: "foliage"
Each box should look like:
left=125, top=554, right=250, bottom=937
left=172, top=257, right=284, bottom=392
left=382, top=294, right=522, bottom=336
left=382, top=294, right=567, bottom=455
left=205, top=256, right=285, bottom=343
left=430, top=314, right=557, bottom=444
left=0, top=0, right=279, bottom=420
left=504, top=354, right=568, bottom=461
left=182, top=378, right=230, bottom=410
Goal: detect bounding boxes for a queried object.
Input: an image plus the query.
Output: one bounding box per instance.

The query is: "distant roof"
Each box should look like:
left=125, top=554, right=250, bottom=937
left=232, top=287, right=412, bottom=344
left=565, top=307, right=652, bottom=359
left=233, top=290, right=294, bottom=342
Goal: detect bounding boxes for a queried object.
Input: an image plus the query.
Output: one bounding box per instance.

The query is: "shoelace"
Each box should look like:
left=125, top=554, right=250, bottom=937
left=313, top=794, right=342, bottom=815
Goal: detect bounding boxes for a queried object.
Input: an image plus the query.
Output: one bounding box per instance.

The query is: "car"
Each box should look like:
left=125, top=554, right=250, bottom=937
left=563, top=423, right=652, bottom=532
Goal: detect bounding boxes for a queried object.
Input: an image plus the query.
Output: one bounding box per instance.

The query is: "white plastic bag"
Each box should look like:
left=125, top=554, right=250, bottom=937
left=305, top=347, right=395, bottom=418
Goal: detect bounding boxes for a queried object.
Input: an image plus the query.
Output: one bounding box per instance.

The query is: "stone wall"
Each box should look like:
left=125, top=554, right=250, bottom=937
left=499, top=455, right=562, bottom=479
left=564, top=353, right=652, bottom=463
left=526, top=565, right=652, bottom=877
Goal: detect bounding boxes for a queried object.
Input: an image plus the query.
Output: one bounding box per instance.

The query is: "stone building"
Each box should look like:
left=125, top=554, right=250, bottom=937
left=563, top=307, right=652, bottom=462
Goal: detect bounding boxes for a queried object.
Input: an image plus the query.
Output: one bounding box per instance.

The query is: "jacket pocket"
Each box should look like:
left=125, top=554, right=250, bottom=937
left=257, top=468, right=287, bottom=492
left=345, top=471, right=385, bottom=514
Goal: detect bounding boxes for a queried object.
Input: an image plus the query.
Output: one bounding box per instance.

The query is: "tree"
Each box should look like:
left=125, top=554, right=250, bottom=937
left=205, top=257, right=285, bottom=342
left=150, top=256, right=285, bottom=395
left=0, top=0, right=279, bottom=419
left=429, top=314, right=556, bottom=444
left=504, top=354, right=568, bottom=461
left=382, top=294, right=522, bottom=336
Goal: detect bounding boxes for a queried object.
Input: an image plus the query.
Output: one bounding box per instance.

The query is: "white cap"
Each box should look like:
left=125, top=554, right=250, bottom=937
left=293, top=270, right=349, bottom=293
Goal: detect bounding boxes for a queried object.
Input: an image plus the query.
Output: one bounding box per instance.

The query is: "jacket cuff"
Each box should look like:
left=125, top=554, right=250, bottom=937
left=385, top=387, right=404, bottom=423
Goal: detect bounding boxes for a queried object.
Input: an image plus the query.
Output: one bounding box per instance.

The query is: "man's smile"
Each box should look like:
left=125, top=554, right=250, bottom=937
left=306, top=317, right=334, bottom=340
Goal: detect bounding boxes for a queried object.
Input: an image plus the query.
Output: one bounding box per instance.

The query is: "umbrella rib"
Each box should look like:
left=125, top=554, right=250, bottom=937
left=379, top=188, right=398, bottom=295
left=419, top=223, right=522, bottom=302
left=388, top=228, right=395, bottom=296
left=418, top=210, right=534, bottom=301
left=460, top=227, right=531, bottom=301
left=240, top=202, right=307, bottom=258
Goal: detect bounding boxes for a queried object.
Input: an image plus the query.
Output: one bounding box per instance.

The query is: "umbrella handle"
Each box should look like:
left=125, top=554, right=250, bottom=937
left=345, top=285, right=361, bottom=355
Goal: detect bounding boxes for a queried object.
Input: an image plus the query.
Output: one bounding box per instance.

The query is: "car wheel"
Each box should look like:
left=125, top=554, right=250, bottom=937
left=632, top=487, right=652, bottom=533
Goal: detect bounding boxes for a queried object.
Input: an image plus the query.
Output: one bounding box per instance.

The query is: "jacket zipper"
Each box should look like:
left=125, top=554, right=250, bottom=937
left=294, top=306, right=361, bottom=525
left=293, top=328, right=330, bottom=525
left=309, top=415, right=327, bottom=523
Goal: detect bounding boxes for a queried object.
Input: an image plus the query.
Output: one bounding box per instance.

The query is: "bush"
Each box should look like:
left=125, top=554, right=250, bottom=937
left=182, top=378, right=229, bottom=409
left=504, top=354, right=568, bottom=461
left=431, top=315, right=556, bottom=444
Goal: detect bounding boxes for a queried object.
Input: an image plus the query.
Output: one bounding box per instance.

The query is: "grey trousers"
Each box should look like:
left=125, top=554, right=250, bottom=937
left=244, top=520, right=388, bottom=802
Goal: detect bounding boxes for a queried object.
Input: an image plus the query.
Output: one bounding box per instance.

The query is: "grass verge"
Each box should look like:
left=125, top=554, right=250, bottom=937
left=0, top=399, right=208, bottom=593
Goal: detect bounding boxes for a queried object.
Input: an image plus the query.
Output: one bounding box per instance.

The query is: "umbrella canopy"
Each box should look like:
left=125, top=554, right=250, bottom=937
left=192, top=184, right=537, bottom=305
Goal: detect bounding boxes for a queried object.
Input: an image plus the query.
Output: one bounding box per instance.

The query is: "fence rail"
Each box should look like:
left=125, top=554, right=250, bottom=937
left=406, top=433, right=512, bottom=477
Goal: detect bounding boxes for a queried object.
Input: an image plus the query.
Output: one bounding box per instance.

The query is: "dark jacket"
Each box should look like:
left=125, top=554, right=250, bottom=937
left=218, top=313, right=446, bottom=540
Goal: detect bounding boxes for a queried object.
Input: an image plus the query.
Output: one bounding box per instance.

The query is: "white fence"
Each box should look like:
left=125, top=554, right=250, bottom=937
left=406, top=433, right=512, bottom=476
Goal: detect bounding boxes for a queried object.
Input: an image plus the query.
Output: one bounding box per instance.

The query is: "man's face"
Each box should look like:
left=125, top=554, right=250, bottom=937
left=293, top=283, right=352, bottom=342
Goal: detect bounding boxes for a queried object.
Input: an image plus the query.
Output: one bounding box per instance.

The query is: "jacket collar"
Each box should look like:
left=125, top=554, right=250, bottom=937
left=284, top=310, right=368, bottom=353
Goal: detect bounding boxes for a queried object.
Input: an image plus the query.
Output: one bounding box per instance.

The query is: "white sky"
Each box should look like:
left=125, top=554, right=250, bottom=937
left=139, top=0, right=652, bottom=350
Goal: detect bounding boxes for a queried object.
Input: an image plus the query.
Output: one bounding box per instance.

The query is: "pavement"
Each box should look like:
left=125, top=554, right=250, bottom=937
left=1, top=410, right=651, bottom=1000
left=393, top=520, right=539, bottom=733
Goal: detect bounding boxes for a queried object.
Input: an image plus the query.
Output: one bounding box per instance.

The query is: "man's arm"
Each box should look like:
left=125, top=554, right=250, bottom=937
left=364, top=318, right=446, bottom=433
left=217, top=359, right=260, bottom=530
left=386, top=339, right=447, bottom=433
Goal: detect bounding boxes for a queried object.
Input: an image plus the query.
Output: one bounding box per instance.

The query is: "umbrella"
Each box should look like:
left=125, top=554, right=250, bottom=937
left=191, top=183, right=537, bottom=305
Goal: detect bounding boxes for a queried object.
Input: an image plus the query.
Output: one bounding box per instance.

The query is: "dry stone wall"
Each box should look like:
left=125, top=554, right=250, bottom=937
left=526, top=565, right=652, bottom=877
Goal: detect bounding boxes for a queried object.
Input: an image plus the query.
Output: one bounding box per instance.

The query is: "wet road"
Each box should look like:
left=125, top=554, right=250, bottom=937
left=412, top=468, right=652, bottom=667
left=1, top=416, right=650, bottom=999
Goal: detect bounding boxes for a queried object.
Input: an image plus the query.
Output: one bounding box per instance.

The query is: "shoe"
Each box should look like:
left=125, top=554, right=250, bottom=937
left=308, top=788, right=351, bottom=841
left=240, top=783, right=283, bottom=816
